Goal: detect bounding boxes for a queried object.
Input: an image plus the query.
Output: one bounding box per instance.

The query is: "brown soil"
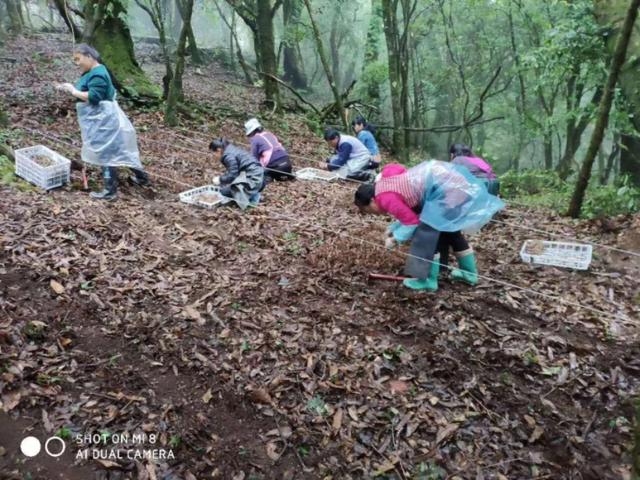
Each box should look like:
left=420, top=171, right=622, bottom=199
left=195, top=193, right=222, bottom=204
left=31, top=155, right=55, bottom=167
left=0, top=34, right=638, bottom=480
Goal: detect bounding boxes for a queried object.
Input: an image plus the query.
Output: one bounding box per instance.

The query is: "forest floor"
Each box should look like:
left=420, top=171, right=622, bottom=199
left=1, top=34, right=640, bottom=480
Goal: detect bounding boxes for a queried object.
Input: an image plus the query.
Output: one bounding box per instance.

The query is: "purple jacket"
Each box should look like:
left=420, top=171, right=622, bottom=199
left=452, top=155, right=496, bottom=180
left=250, top=131, right=288, bottom=167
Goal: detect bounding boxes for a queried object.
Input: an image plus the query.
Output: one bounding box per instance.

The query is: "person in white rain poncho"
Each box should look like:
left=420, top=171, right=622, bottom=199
left=56, top=44, right=150, bottom=200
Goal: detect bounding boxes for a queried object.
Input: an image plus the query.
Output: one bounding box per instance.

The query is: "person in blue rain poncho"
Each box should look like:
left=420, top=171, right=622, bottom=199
left=354, top=160, right=504, bottom=292
left=55, top=44, right=150, bottom=201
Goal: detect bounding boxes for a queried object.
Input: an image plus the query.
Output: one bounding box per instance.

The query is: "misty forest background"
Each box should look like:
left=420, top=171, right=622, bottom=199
left=1, top=0, right=640, bottom=218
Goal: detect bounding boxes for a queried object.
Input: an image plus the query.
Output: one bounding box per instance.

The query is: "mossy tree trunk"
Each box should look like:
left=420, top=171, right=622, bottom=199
left=567, top=0, right=640, bottom=218
left=4, top=0, right=23, bottom=35
left=228, top=0, right=280, bottom=109
left=165, top=0, right=193, bottom=126
left=256, top=0, right=279, bottom=108
left=83, top=0, right=160, bottom=102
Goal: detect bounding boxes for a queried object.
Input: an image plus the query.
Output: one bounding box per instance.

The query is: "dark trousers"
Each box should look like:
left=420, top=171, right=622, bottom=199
left=101, top=166, right=149, bottom=194
left=437, top=231, right=470, bottom=268
left=264, top=156, right=293, bottom=183
left=405, top=223, right=469, bottom=278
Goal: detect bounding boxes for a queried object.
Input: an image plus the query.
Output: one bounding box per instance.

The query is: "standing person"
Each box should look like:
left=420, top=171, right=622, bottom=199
left=245, top=118, right=293, bottom=182
left=354, top=161, right=504, bottom=291
left=55, top=44, right=150, bottom=201
left=449, top=144, right=500, bottom=195
left=352, top=116, right=381, bottom=169
left=324, top=128, right=374, bottom=181
left=210, top=139, right=264, bottom=209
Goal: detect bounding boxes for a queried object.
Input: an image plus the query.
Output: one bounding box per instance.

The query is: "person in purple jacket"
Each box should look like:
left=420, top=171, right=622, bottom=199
left=245, top=118, right=293, bottom=183
left=449, top=143, right=500, bottom=195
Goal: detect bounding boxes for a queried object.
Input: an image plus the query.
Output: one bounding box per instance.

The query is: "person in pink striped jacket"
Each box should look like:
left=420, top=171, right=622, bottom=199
left=354, top=161, right=504, bottom=291
left=245, top=118, right=293, bottom=183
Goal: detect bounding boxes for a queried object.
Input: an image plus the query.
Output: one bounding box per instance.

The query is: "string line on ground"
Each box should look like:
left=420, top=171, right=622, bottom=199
left=17, top=126, right=635, bottom=323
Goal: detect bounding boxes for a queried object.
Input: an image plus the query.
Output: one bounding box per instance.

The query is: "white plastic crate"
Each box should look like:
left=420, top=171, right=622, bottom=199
left=179, top=185, right=232, bottom=209
left=295, top=167, right=339, bottom=182
left=15, top=145, right=71, bottom=190
left=520, top=240, right=593, bottom=270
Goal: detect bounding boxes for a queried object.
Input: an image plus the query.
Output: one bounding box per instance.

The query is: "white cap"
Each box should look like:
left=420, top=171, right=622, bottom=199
left=244, top=118, right=262, bottom=136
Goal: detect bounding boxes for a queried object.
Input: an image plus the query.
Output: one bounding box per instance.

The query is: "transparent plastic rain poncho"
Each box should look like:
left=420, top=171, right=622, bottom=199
left=381, top=160, right=505, bottom=232
left=76, top=100, right=143, bottom=169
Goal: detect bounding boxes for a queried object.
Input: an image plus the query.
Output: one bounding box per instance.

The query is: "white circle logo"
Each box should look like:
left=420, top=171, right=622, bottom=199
left=45, top=436, right=66, bottom=457
left=20, top=436, right=41, bottom=457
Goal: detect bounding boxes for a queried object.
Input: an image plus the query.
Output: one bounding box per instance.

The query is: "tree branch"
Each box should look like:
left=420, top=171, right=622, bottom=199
left=374, top=116, right=504, bottom=133
left=248, top=65, right=319, bottom=113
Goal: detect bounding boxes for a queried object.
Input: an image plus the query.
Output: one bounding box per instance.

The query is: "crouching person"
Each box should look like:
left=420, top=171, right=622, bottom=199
left=355, top=161, right=504, bottom=291
left=210, top=138, right=264, bottom=209
left=324, top=128, right=375, bottom=181
left=245, top=118, right=293, bottom=183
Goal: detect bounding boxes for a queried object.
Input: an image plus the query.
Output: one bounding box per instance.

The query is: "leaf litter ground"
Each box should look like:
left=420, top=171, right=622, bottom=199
left=0, top=34, right=639, bottom=480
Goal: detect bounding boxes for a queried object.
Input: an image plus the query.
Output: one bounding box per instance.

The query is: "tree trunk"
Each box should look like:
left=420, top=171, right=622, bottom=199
left=601, top=135, right=620, bottom=184
left=329, top=11, right=341, bottom=91
left=620, top=133, right=640, bottom=185
left=83, top=0, right=160, bottom=101
left=364, top=0, right=382, bottom=101
left=165, top=0, right=193, bottom=126
left=567, top=0, right=640, bottom=218
left=557, top=82, right=603, bottom=180
left=185, top=21, right=202, bottom=64
left=134, top=0, right=173, bottom=99
left=255, top=0, right=279, bottom=108
left=5, top=0, right=23, bottom=34
left=52, top=0, right=81, bottom=40
left=381, top=0, right=413, bottom=162
left=302, top=0, right=347, bottom=129
left=595, top=0, right=640, bottom=186
left=282, top=0, right=307, bottom=89
left=543, top=132, right=553, bottom=170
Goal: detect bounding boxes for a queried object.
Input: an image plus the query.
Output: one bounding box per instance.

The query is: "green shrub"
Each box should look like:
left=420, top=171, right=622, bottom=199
left=498, top=169, right=640, bottom=218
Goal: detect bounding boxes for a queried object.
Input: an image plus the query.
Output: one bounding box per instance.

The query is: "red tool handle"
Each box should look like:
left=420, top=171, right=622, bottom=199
left=368, top=273, right=408, bottom=282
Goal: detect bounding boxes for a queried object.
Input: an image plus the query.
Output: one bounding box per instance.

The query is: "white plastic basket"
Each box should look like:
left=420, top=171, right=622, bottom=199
left=15, top=145, right=71, bottom=190
left=179, top=185, right=232, bottom=209
left=520, top=240, right=593, bottom=270
left=295, top=167, right=339, bottom=182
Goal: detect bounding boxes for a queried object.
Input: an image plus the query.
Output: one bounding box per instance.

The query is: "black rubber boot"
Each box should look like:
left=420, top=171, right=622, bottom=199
left=129, top=168, right=151, bottom=187
left=91, top=167, right=118, bottom=201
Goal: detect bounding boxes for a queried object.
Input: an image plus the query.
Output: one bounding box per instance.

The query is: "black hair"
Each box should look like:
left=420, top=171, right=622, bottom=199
left=354, top=183, right=375, bottom=208
left=351, top=116, right=377, bottom=135
left=209, top=138, right=229, bottom=152
left=324, top=128, right=340, bottom=141
left=449, top=143, right=473, bottom=158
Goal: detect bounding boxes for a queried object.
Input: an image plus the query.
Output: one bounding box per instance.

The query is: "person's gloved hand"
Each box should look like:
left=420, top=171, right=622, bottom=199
left=212, top=176, right=221, bottom=186
left=386, top=221, right=401, bottom=237
left=384, top=236, right=396, bottom=250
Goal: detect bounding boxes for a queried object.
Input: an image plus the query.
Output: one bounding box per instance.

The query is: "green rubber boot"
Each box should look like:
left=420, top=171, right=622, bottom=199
left=450, top=252, right=478, bottom=286
left=403, top=257, right=439, bottom=291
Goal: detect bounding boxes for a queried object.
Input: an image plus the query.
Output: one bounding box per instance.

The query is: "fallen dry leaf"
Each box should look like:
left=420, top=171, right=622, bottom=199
left=50, top=279, right=65, bottom=294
